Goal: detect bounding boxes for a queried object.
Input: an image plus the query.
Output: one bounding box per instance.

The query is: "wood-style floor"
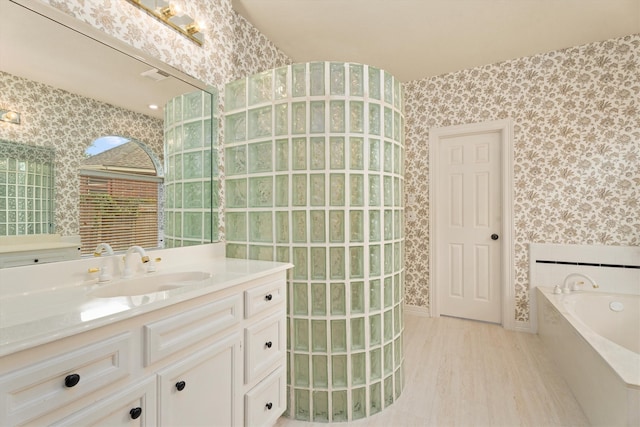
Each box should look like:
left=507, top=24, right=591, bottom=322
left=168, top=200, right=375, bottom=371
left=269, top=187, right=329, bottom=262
left=276, top=314, right=590, bottom=427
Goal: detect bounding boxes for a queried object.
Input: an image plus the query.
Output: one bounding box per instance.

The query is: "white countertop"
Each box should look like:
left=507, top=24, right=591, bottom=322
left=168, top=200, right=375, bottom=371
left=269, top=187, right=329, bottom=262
left=0, top=251, right=291, bottom=358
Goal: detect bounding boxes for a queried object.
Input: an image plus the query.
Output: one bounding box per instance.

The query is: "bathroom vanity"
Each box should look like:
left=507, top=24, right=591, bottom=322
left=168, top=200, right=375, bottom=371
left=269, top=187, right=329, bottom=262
left=0, top=244, right=291, bottom=426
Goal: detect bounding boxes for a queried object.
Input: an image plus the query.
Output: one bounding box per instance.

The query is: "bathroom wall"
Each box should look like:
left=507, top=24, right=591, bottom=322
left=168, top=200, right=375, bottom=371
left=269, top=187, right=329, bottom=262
left=403, top=34, right=640, bottom=322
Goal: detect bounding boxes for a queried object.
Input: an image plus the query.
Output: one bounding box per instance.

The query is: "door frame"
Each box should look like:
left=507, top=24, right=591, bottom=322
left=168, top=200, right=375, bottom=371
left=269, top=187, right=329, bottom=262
left=428, top=119, right=515, bottom=330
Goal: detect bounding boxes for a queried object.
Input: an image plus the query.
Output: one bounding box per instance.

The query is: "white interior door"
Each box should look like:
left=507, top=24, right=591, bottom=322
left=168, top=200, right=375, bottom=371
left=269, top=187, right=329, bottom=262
left=435, top=129, right=502, bottom=323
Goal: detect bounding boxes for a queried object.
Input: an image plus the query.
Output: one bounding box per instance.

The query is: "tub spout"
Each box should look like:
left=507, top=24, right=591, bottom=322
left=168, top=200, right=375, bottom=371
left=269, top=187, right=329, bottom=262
left=562, top=273, right=598, bottom=292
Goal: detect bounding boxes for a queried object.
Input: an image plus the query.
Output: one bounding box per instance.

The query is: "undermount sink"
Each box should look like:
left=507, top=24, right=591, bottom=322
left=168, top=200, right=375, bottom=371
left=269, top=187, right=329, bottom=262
left=89, top=271, right=212, bottom=298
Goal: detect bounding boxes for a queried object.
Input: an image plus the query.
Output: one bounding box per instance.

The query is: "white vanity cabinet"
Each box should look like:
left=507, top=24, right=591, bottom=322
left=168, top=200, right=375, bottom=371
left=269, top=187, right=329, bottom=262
left=0, top=270, right=288, bottom=427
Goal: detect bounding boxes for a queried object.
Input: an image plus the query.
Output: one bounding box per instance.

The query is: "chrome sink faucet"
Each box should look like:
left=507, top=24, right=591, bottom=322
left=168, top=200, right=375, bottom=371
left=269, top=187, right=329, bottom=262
left=122, top=245, right=150, bottom=279
left=562, top=272, right=599, bottom=293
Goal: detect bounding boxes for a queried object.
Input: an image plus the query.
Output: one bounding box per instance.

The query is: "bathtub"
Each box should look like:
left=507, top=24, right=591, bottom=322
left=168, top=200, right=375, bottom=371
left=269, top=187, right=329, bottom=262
left=537, top=287, right=640, bottom=426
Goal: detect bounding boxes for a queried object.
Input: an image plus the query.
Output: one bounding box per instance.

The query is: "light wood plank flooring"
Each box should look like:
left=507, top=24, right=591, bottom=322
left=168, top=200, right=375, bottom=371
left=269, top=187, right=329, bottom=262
left=276, top=315, right=589, bottom=426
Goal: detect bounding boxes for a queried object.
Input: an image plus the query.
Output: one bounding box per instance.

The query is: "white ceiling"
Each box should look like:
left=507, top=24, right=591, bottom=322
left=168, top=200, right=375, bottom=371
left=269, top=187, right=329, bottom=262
left=232, top=0, right=640, bottom=82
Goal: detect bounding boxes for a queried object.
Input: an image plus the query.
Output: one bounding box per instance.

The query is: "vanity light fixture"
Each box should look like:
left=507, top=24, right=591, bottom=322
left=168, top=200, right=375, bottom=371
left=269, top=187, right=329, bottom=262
left=0, top=109, right=20, bottom=125
left=125, top=0, right=204, bottom=46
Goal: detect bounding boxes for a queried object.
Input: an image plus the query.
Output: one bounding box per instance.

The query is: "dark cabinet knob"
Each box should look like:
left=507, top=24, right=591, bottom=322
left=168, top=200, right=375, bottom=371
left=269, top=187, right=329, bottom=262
left=130, top=407, right=142, bottom=420
left=266, top=402, right=273, bottom=410
left=175, top=381, right=186, bottom=391
left=491, top=234, right=499, bottom=240
left=265, top=341, right=273, bottom=348
left=64, top=374, right=80, bottom=388
left=265, top=294, right=273, bottom=301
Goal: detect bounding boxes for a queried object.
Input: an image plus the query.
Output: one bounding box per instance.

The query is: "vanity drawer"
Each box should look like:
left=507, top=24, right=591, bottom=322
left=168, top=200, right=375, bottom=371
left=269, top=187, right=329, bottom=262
left=144, top=294, right=242, bottom=366
left=0, top=332, right=131, bottom=427
left=244, top=312, right=285, bottom=384
left=244, top=278, right=286, bottom=319
left=244, top=367, right=286, bottom=427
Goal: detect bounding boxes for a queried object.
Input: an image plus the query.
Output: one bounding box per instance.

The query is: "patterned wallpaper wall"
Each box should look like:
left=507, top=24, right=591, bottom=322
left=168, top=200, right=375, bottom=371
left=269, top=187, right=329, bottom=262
left=403, top=34, right=640, bottom=322
left=0, top=71, right=163, bottom=236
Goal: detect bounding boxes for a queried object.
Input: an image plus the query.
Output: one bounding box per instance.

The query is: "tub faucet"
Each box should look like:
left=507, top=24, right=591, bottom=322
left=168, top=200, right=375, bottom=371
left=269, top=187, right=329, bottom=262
left=122, top=245, right=150, bottom=279
left=562, top=273, right=599, bottom=293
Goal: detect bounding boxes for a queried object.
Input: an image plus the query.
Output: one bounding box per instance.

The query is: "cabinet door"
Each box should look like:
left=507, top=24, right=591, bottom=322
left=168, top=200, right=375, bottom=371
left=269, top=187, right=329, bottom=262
left=49, top=376, right=156, bottom=427
left=157, top=332, right=242, bottom=427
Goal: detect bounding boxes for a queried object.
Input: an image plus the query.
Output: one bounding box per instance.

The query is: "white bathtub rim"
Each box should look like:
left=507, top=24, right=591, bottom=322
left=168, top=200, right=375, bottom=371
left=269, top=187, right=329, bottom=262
left=537, top=287, right=640, bottom=388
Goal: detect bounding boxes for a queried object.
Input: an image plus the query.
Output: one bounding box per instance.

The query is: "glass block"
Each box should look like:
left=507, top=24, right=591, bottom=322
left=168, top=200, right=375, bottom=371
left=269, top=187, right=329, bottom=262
left=276, top=246, right=290, bottom=263
left=384, top=71, right=393, bottom=103
left=394, top=272, right=401, bottom=304
left=330, top=101, right=345, bottom=133
left=330, top=282, right=346, bottom=314
left=293, top=247, right=308, bottom=280
left=225, top=78, right=246, bottom=110
left=275, top=103, right=288, bottom=136
left=310, top=62, right=325, bottom=96
left=183, top=121, right=203, bottom=149
left=313, top=391, right=329, bottom=422
left=352, top=387, right=366, bottom=420
left=183, top=182, right=203, bottom=208
left=183, top=212, right=202, bottom=239
left=311, top=319, right=327, bottom=352
left=384, top=176, right=392, bottom=207
left=225, top=212, right=247, bottom=242
left=369, top=210, right=381, bottom=241
left=295, top=388, right=310, bottom=421
left=275, top=175, right=288, bottom=207
left=395, top=366, right=403, bottom=400
left=292, top=63, right=306, bottom=97
left=332, top=390, right=348, bottom=422
left=293, top=282, right=308, bottom=315
left=331, top=354, right=347, bottom=385
left=329, top=174, right=345, bottom=206
left=368, top=66, right=381, bottom=100
left=384, top=107, right=393, bottom=139
left=330, top=62, right=345, bottom=95
left=394, top=111, right=401, bottom=142
left=350, top=137, right=364, bottom=170
left=292, top=210, right=307, bottom=243
left=329, top=137, right=345, bottom=169
left=274, top=66, right=288, bottom=99
left=350, top=174, right=364, bottom=206
left=370, top=348, right=382, bottom=380
left=292, top=138, right=307, bottom=170
left=370, top=382, right=382, bottom=415
left=349, top=101, right=364, bottom=133
left=248, top=70, right=272, bottom=105
left=384, top=374, right=394, bottom=406
left=204, top=147, right=213, bottom=177
left=225, top=146, right=246, bottom=176
left=249, top=176, right=273, bottom=207
left=294, top=318, right=309, bottom=351
left=226, top=243, right=247, bottom=259
left=292, top=174, right=307, bottom=206
left=350, top=246, right=364, bottom=279
left=370, top=245, right=381, bottom=277
left=310, top=247, right=326, bottom=280
left=331, top=320, right=347, bottom=352
left=395, top=243, right=402, bottom=274
left=351, top=317, right=365, bottom=350
left=275, top=139, right=288, bottom=171
left=310, top=210, right=325, bottom=243
left=367, top=175, right=380, bottom=207
left=395, top=78, right=402, bottom=108
left=292, top=102, right=306, bottom=134
left=248, top=106, right=272, bottom=139
left=225, top=112, right=246, bottom=143
left=349, top=63, right=364, bottom=96
left=384, top=276, right=393, bottom=308
left=370, top=313, right=381, bottom=346
left=310, top=137, right=325, bottom=170
left=369, top=103, right=381, bottom=135
left=310, top=174, right=325, bottom=206
left=313, top=355, right=328, bottom=387
left=284, top=386, right=291, bottom=418
left=370, top=279, right=381, bottom=311
left=249, top=211, right=272, bottom=242
left=384, top=211, right=393, bottom=241
left=394, top=334, right=402, bottom=366
left=274, top=212, right=288, bottom=244
left=294, top=353, right=310, bottom=387
left=349, top=210, right=363, bottom=243
left=329, top=210, right=344, bottom=243
left=384, top=309, right=393, bottom=343
left=310, top=101, right=325, bottom=133
left=249, top=245, right=273, bottom=261
left=183, top=152, right=203, bottom=179
left=311, top=283, right=326, bottom=316
left=351, top=281, right=364, bottom=314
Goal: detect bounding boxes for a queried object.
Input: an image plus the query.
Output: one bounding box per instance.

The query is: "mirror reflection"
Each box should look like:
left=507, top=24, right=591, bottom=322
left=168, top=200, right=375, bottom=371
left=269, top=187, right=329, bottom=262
left=0, top=1, right=219, bottom=264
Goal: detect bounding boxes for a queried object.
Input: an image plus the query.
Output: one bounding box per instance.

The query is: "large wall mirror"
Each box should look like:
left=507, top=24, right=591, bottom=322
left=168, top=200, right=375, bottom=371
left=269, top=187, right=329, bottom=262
left=0, top=0, right=220, bottom=263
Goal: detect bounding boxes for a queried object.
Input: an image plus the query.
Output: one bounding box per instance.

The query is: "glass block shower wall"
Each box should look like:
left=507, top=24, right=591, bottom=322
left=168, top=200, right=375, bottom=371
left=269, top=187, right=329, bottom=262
left=164, top=90, right=218, bottom=247
left=224, top=62, right=405, bottom=422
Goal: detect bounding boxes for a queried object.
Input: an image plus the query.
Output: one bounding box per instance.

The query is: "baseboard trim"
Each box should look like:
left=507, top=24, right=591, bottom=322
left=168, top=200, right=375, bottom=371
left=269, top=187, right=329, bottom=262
left=404, top=304, right=430, bottom=317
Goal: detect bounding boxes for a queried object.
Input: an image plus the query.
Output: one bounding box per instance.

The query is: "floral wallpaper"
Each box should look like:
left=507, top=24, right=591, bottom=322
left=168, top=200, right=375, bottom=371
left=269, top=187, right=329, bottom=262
left=403, top=34, right=640, bottom=322
left=0, top=71, right=164, bottom=236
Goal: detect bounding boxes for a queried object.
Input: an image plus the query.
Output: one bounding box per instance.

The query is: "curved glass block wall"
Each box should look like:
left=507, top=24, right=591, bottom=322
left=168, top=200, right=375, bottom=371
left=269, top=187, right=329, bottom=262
left=224, top=62, right=405, bottom=422
left=164, top=90, right=218, bottom=247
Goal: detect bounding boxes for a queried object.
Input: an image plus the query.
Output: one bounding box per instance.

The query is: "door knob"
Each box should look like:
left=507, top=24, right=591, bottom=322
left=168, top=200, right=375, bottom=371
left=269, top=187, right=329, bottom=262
left=491, top=234, right=499, bottom=241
